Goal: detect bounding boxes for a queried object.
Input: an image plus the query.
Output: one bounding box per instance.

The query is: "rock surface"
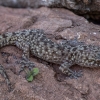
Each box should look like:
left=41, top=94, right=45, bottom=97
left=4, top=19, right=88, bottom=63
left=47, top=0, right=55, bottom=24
left=0, top=0, right=100, bottom=20
left=0, top=6, right=100, bottom=100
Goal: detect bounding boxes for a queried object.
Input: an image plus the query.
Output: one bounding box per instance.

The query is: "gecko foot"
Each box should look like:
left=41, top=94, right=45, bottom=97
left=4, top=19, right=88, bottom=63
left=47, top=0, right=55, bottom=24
left=68, top=70, right=83, bottom=79
left=16, top=59, right=35, bottom=74
left=59, top=65, right=83, bottom=79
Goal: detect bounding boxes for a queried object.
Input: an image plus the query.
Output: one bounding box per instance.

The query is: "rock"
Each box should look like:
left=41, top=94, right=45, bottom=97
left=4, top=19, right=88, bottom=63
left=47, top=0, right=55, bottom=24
left=0, top=0, right=100, bottom=20
left=0, top=0, right=44, bottom=8
left=0, top=6, right=100, bottom=100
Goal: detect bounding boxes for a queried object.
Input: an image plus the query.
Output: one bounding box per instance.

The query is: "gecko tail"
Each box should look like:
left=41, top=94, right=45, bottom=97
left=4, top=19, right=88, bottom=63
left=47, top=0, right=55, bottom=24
left=0, top=64, right=12, bottom=91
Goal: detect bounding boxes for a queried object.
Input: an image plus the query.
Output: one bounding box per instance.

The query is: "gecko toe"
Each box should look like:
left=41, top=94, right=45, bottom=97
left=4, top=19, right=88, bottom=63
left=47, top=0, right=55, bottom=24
left=69, top=70, right=83, bottom=79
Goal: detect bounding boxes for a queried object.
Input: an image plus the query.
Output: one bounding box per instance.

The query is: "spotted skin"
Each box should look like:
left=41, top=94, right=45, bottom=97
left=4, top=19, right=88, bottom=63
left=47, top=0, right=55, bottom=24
left=0, top=29, right=100, bottom=91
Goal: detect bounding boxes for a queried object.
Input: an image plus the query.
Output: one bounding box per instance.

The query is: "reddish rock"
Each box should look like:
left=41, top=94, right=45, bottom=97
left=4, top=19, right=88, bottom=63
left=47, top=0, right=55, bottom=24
left=0, top=0, right=100, bottom=20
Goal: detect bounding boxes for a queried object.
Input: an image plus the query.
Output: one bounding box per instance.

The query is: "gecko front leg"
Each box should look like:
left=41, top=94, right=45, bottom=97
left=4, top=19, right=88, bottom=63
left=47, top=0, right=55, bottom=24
left=59, top=61, right=83, bottom=78
left=15, top=41, right=35, bottom=73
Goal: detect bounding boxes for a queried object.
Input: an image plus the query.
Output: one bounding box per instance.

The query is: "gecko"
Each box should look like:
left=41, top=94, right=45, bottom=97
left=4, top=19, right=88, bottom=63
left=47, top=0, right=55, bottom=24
left=0, top=29, right=100, bottom=91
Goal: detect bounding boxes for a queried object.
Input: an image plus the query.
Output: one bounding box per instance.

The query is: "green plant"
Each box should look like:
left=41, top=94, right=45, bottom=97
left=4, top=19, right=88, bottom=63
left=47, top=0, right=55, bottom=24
left=26, top=68, right=39, bottom=82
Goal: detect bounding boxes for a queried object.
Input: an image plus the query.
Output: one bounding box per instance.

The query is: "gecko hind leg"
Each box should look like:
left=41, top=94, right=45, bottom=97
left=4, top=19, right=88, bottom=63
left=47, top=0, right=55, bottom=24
left=17, top=58, right=35, bottom=74
left=59, top=62, right=83, bottom=79
left=0, top=64, right=12, bottom=91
